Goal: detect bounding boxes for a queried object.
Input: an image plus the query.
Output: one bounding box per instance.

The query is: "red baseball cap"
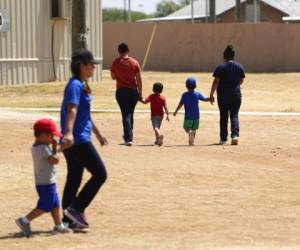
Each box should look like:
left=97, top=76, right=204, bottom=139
left=33, top=119, right=62, bottom=137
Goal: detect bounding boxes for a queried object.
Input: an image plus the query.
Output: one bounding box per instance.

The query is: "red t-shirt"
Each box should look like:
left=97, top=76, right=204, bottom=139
left=145, top=94, right=166, bottom=117
left=111, top=56, right=141, bottom=90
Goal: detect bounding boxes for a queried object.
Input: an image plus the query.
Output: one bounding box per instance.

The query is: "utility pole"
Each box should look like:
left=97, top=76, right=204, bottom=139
left=123, top=0, right=127, bottom=22
left=254, top=0, right=258, bottom=23
left=208, top=0, right=216, bottom=23
left=72, top=0, right=87, bottom=51
left=128, top=0, right=132, bottom=23
left=191, top=0, right=194, bottom=23
left=235, top=0, right=241, bottom=22
left=205, top=0, right=209, bottom=23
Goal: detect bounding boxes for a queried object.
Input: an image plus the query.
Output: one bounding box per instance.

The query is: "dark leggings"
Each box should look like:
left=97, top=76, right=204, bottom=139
left=62, top=142, right=107, bottom=215
left=217, top=93, right=242, bottom=141
left=116, top=88, right=139, bottom=142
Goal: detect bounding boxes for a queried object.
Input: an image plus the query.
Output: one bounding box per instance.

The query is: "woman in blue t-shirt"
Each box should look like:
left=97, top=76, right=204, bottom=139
left=210, top=45, right=245, bottom=146
left=60, top=48, right=108, bottom=230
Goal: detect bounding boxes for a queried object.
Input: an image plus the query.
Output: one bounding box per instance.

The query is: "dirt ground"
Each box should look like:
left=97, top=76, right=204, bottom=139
left=0, top=111, right=299, bottom=250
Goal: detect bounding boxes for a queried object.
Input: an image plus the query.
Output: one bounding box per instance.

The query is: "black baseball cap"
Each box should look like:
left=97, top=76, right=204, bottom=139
left=72, top=48, right=101, bottom=65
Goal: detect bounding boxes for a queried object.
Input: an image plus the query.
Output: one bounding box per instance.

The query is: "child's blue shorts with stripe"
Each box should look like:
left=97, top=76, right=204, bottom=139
left=36, top=183, right=59, bottom=212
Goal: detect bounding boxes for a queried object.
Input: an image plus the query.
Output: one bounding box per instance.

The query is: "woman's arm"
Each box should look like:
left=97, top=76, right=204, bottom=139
left=136, top=71, right=143, bottom=100
left=209, top=77, right=220, bottom=104
left=110, top=70, right=116, bottom=80
left=92, top=118, right=108, bottom=146
left=61, top=104, right=77, bottom=150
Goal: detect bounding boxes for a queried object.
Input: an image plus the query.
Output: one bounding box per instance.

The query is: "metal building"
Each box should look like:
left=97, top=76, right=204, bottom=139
left=0, top=0, right=102, bottom=85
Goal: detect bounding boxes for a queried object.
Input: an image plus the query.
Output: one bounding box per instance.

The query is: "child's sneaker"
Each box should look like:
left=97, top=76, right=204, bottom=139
left=231, top=136, right=239, bottom=145
left=15, top=217, right=32, bottom=238
left=157, top=135, right=164, bottom=146
left=64, top=207, right=89, bottom=228
left=53, top=224, right=72, bottom=234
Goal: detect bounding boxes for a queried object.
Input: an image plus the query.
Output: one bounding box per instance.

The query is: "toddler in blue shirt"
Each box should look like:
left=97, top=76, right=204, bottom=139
left=174, top=77, right=211, bottom=145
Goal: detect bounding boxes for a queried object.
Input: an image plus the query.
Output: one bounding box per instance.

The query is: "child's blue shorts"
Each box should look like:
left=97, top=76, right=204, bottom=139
left=36, top=183, right=59, bottom=212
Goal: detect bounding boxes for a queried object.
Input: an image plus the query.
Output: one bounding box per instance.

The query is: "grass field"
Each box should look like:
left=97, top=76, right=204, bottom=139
left=0, top=71, right=299, bottom=112
left=0, top=72, right=299, bottom=250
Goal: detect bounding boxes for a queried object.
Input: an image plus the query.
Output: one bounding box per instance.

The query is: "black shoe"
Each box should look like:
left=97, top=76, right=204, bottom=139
left=64, top=221, right=89, bottom=233
left=63, top=207, right=89, bottom=228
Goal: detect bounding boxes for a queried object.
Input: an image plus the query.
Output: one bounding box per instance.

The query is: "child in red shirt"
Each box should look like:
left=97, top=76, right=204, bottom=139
left=141, top=83, right=169, bottom=146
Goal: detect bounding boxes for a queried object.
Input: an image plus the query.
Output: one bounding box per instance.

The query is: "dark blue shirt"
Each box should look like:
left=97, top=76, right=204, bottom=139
left=180, top=91, right=206, bottom=120
left=213, top=61, right=245, bottom=96
left=60, top=77, right=92, bottom=145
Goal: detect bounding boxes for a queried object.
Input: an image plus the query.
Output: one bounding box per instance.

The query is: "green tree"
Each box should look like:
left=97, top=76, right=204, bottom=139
left=154, top=0, right=181, bottom=17
left=178, top=0, right=191, bottom=7
left=154, top=0, right=191, bottom=18
left=103, top=8, right=150, bottom=22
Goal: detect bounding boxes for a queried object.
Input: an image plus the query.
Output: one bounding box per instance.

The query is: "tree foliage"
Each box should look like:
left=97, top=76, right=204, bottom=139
left=103, top=8, right=150, bottom=22
left=155, top=1, right=181, bottom=17
left=154, top=0, right=191, bottom=18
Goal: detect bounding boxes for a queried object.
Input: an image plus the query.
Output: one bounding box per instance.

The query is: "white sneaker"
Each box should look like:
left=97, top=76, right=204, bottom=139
left=15, top=217, right=32, bottom=238
left=125, top=141, right=133, bottom=146
left=231, top=136, right=239, bottom=145
left=219, top=140, right=227, bottom=145
left=53, top=224, right=72, bottom=234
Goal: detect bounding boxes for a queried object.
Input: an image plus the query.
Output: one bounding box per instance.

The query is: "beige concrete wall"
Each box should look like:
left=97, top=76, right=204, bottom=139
left=103, top=22, right=300, bottom=72
left=0, top=0, right=102, bottom=85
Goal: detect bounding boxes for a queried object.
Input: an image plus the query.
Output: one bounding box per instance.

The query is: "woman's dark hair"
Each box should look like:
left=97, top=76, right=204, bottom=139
left=70, top=60, right=92, bottom=94
left=71, top=60, right=81, bottom=78
left=118, top=43, right=129, bottom=54
left=153, top=82, right=163, bottom=94
left=223, top=45, right=235, bottom=60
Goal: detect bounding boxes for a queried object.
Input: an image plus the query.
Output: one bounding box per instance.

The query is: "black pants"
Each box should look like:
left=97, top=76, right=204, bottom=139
left=62, top=142, right=107, bottom=215
left=217, top=93, right=242, bottom=141
left=116, top=88, right=139, bottom=142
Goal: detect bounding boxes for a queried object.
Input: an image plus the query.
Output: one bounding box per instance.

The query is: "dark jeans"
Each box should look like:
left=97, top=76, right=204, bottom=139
left=116, top=88, right=139, bottom=142
left=62, top=142, right=107, bottom=216
left=217, top=93, right=242, bottom=141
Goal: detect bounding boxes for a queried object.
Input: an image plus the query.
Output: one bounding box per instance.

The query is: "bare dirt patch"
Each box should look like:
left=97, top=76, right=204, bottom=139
left=0, top=112, right=299, bottom=250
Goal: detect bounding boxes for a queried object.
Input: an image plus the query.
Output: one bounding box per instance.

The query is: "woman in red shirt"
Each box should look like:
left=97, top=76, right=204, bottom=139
left=111, top=43, right=143, bottom=146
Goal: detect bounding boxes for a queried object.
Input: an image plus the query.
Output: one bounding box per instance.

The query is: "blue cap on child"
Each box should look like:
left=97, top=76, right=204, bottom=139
left=186, top=77, right=197, bottom=88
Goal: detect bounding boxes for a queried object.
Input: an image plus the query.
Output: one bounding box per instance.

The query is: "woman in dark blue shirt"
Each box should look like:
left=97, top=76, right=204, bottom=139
left=210, top=45, right=245, bottom=145
left=60, top=48, right=108, bottom=230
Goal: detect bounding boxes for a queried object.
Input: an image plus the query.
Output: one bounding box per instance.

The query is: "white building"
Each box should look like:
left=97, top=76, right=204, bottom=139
left=0, top=0, right=103, bottom=85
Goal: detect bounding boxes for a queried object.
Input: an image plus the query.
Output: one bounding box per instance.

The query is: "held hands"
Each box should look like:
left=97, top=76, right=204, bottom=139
left=60, top=132, right=74, bottom=151
left=209, top=95, right=215, bottom=105
left=173, top=112, right=177, bottom=117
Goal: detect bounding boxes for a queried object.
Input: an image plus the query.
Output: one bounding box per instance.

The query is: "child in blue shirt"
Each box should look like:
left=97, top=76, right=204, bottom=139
left=173, top=77, right=211, bottom=146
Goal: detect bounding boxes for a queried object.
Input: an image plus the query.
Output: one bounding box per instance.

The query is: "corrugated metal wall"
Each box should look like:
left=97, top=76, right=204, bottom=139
left=0, top=0, right=102, bottom=85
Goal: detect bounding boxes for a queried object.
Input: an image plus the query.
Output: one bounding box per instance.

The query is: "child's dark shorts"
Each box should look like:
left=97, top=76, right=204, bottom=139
left=36, top=183, right=59, bottom=212
left=151, top=116, right=163, bottom=129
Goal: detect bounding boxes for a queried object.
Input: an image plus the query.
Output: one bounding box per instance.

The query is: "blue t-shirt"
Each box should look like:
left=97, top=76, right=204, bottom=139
left=213, top=61, right=245, bottom=96
left=60, top=77, right=93, bottom=145
left=180, top=91, right=206, bottom=120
